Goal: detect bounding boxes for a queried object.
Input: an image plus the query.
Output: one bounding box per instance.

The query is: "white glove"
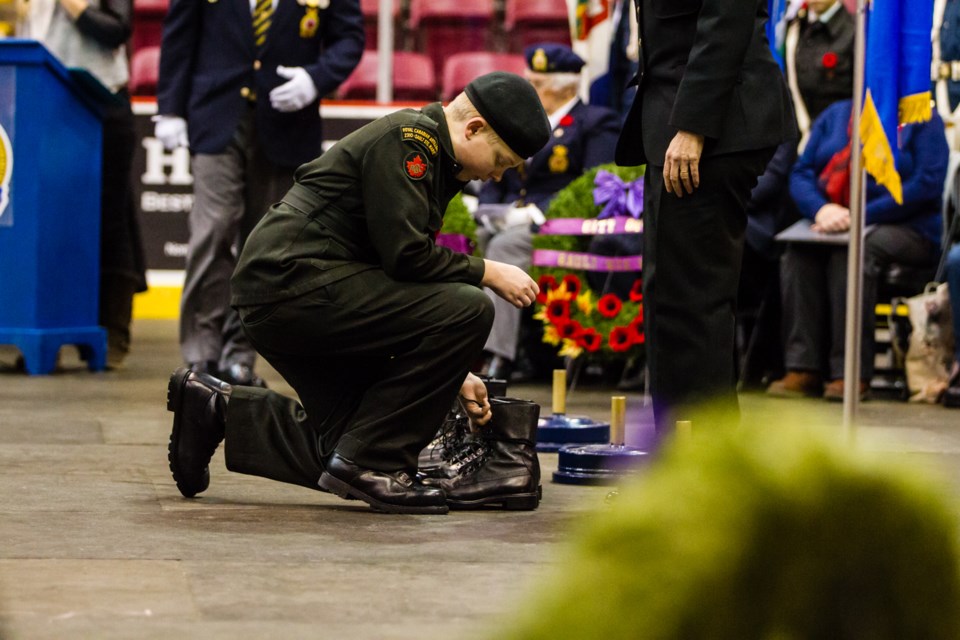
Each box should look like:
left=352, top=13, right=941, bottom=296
left=269, top=66, right=319, bottom=112
left=152, top=115, right=189, bottom=150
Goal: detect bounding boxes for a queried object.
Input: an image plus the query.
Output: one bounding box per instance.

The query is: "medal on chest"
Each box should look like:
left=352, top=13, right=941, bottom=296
left=296, top=0, right=326, bottom=37
left=548, top=145, right=569, bottom=173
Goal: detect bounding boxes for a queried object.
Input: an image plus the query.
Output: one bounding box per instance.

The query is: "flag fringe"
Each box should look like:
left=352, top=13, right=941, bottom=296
left=860, top=91, right=904, bottom=205
left=898, top=91, right=933, bottom=125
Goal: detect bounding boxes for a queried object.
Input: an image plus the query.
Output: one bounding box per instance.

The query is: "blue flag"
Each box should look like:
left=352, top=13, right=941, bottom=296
left=766, top=0, right=789, bottom=70
left=860, top=0, right=933, bottom=204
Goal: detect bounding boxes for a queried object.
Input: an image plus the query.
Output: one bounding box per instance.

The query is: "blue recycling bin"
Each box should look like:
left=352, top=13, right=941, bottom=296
left=0, top=40, right=107, bottom=374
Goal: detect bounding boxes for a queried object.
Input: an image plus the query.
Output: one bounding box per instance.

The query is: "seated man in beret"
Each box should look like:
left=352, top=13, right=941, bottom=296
left=476, top=43, right=622, bottom=380
left=165, top=72, right=551, bottom=515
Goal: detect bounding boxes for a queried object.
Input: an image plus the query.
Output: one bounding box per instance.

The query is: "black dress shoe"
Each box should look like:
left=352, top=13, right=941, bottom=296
left=166, top=367, right=232, bottom=497
left=319, top=453, right=448, bottom=514
left=219, top=363, right=268, bottom=388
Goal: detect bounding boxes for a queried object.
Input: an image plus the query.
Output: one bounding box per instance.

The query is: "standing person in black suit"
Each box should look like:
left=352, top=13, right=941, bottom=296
left=154, top=0, right=363, bottom=386
left=616, top=0, right=797, bottom=433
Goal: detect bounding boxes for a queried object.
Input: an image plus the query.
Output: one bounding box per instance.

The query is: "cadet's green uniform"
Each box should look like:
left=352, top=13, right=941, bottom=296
left=224, top=102, right=493, bottom=485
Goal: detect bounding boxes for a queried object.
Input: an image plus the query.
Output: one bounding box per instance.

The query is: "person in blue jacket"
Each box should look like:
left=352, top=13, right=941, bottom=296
left=767, top=99, right=948, bottom=401
left=476, top=43, right=621, bottom=379
left=154, top=0, right=364, bottom=386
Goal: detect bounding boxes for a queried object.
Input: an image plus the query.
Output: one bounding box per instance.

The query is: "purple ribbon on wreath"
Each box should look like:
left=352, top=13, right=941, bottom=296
left=593, top=170, right=644, bottom=220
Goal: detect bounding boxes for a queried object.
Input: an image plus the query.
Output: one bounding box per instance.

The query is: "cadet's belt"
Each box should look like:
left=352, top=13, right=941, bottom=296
left=933, top=60, right=960, bottom=82
left=281, top=182, right=361, bottom=252
left=281, top=182, right=323, bottom=215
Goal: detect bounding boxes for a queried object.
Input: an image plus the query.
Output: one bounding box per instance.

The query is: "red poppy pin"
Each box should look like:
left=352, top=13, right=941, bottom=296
left=404, top=152, right=428, bottom=180
left=822, top=51, right=838, bottom=69
left=560, top=114, right=574, bottom=127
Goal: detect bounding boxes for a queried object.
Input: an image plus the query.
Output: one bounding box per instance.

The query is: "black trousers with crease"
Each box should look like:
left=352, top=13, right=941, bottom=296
left=643, top=149, right=774, bottom=433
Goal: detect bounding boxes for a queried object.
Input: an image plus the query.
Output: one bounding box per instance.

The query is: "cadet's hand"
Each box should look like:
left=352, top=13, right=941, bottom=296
left=270, top=66, right=319, bottom=112
left=812, top=203, right=851, bottom=233
left=482, top=260, right=539, bottom=309
left=664, top=130, right=704, bottom=197
left=152, top=115, right=188, bottom=150
left=459, top=372, right=492, bottom=428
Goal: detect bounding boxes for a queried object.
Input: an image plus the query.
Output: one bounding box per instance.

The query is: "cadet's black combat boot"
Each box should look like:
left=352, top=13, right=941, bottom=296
left=418, top=377, right=508, bottom=478
left=417, top=404, right=471, bottom=478
left=423, top=397, right=541, bottom=510
left=167, top=367, right=232, bottom=497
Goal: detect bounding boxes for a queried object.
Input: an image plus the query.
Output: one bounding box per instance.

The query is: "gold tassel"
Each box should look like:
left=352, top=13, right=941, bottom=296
left=898, top=91, right=933, bottom=125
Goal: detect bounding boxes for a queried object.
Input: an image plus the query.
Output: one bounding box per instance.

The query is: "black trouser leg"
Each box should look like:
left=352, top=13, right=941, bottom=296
left=644, top=149, right=773, bottom=433
left=224, top=386, right=330, bottom=490
left=781, top=243, right=831, bottom=375
left=827, top=225, right=937, bottom=380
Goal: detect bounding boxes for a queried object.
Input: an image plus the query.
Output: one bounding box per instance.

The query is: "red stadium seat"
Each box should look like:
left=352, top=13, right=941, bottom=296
left=504, top=0, right=570, bottom=52
left=129, top=45, right=161, bottom=96
left=359, top=0, right=400, bottom=50
left=338, top=50, right=437, bottom=102
left=408, top=0, right=495, bottom=80
left=131, top=0, right=168, bottom=52
left=440, top=51, right=526, bottom=102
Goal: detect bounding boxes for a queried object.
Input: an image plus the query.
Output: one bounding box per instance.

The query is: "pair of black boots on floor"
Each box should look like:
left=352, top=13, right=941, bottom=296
left=318, top=396, right=541, bottom=513
left=416, top=397, right=541, bottom=511
left=166, top=368, right=541, bottom=515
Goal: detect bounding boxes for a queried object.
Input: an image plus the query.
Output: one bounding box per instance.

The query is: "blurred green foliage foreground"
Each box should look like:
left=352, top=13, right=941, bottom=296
left=500, top=418, right=960, bottom=639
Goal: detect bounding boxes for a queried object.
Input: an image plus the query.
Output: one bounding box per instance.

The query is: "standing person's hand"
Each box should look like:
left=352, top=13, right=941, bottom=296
left=269, top=66, right=319, bottom=112
left=459, top=373, right=492, bottom=428
left=664, top=130, right=705, bottom=197
left=481, top=260, right=539, bottom=309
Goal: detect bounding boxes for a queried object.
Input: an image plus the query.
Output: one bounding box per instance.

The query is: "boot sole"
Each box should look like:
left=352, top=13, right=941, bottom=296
left=447, top=485, right=542, bottom=511
left=166, top=367, right=210, bottom=498
left=318, top=472, right=449, bottom=515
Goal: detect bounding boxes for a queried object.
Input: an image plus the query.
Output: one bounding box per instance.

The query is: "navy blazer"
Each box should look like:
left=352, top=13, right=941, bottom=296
left=478, top=100, right=621, bottom=211
left=616, top=0, right=797, bottom=166
left=157, top=0, right=363, bottom=168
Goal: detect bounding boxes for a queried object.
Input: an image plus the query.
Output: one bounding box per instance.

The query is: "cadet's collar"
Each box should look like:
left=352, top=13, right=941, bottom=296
left=421, top=102, right=465, bottom=181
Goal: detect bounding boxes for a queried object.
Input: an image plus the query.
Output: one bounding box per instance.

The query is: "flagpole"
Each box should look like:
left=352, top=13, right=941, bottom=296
left=842, top=0, right=868, bottom=438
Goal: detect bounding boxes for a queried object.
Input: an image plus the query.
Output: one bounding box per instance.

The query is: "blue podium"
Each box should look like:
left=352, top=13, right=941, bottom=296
left=0, top=40, right=107, bottom=374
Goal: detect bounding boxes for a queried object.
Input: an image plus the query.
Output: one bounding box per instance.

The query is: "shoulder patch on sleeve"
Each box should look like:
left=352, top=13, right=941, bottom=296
left=400, top=126, right=440, bottom=157
left=404, top=151, right=430, bottom=180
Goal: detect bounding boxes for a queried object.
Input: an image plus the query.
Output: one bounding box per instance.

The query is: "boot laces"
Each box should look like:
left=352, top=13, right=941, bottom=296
left=423, top=409, right=471, bottom=463
left=446, top=437, right=490, bottom=477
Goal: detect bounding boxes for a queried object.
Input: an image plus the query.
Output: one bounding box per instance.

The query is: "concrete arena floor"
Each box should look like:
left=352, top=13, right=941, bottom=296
left=1, top=319, right=959, bottom=639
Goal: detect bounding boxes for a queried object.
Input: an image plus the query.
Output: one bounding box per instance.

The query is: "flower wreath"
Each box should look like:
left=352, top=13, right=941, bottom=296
left=530, top=163, right=646, bottom=359
left=439, top=193, right=480, bottom=256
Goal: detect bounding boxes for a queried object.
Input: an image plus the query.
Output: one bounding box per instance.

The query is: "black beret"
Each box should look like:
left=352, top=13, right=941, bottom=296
left=525, top=43, right=586, bottom=74
left=464, top=71, right=551, bottom=159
